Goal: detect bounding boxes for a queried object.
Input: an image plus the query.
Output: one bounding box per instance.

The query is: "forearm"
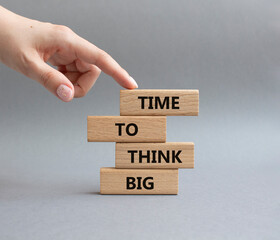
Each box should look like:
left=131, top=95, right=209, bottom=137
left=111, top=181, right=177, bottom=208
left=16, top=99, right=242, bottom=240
left=0, top=6, right=20, bottom=63
left=0, top=5, right=17, bottom=21
left=0, top=6, right=37, bottom=72
left=0, top=6, right=31, bottom=32
left=0, top=6, right=19, bottom=52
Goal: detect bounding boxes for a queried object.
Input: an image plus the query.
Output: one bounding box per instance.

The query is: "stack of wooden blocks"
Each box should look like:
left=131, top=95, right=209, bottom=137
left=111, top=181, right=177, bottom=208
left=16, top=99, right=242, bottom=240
left=87, top=89, right=199, bottom=194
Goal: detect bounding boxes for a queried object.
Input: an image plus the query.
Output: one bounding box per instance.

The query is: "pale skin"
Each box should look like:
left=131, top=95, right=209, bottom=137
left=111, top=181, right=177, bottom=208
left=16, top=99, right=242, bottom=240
left=0, top=6, right=138, bottom=102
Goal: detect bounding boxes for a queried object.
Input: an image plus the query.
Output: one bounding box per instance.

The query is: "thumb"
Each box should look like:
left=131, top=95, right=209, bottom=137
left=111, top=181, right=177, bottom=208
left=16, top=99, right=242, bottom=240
left=30, top=60, right=74, bottom=102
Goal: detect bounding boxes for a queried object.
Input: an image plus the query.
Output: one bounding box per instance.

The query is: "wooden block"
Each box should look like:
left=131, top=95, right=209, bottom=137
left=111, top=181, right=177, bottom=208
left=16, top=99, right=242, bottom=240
left=115, top=142, right=194, bottom=169
left=120, top=89, right=199, bottom=116
left=87, top=116, right=166, bottom=142
left=100, top=167, right=178, bottom=195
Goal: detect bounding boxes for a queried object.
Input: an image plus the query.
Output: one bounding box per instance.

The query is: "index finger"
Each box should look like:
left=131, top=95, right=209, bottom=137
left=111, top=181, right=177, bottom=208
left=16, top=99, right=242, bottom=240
left=73, top=35, right=138, bottom=89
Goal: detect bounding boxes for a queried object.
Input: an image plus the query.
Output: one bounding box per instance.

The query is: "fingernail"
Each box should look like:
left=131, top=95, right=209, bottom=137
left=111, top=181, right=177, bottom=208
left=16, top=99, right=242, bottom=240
left=56, top=84, right=73, bottom=102
left=130, top=76, right=138, bottom=88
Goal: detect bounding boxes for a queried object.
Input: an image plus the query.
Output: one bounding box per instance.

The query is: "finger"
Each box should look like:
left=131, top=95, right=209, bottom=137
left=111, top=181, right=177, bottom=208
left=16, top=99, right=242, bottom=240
left=57, top=65, right=66, bottom=73
left=30, top=60, right=74, bottom=102
left=73, top=36, right=138, bottom=89
left=58, top=60, right=92, bottom=74
left=63, top=60, right=100, bottom=97
left=75, top=59, right=93, bottom=73
left=65, top=62, right=78, bottom=72
left=73, top=65, right=101, bottom=98
left=64, top=72, right=81, bottom=83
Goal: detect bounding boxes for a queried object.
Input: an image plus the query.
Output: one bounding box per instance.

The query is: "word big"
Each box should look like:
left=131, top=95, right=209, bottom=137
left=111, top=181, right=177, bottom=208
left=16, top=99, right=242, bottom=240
left=126, top=177, right=154, bottom=190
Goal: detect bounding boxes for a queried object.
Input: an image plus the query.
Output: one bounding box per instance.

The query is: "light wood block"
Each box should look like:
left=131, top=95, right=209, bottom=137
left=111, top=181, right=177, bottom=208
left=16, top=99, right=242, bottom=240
left=115, top=142, right=194, bottom=169
left=120, top=89, right=199, bottom=116
left=87, top=116, right=166, bottom=142
left=100, top=167, right=178, bottom=195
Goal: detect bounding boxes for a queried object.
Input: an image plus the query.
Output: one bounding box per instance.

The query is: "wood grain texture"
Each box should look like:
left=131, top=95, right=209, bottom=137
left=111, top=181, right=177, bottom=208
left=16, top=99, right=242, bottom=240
left=120, top=89, right=199, bottom=116
left=100, top=167, right=178, bottom=195
left=87, top=116, right=166, bottom=142
left=115, top=142, right=194, bottom=169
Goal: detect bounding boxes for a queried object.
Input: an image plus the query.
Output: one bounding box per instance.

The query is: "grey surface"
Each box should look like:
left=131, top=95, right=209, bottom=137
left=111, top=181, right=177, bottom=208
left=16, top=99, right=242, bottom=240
left=0, top=0, right=279, bottom=239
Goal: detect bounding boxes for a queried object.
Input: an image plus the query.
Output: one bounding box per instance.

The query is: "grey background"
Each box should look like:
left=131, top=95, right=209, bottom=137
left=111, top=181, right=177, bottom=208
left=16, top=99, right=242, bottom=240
left=0, top=0, right=279, bottom=239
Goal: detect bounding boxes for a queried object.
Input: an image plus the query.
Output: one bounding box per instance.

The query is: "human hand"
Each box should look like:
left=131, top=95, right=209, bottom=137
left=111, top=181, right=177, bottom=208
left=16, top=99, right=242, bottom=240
left=0, top=6, right=138, bottom=102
